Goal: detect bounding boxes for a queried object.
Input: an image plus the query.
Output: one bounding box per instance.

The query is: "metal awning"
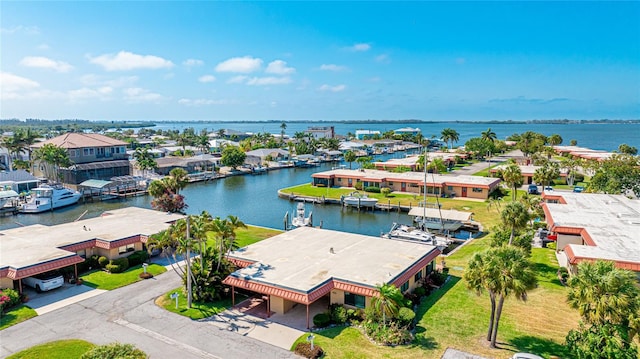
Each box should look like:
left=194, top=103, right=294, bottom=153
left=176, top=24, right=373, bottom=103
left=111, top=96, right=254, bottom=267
left=78, top=179, right=114, bottom=188
left=71, top=160, right=131, bottom=171
left=408, top=207, right=473, bottom=221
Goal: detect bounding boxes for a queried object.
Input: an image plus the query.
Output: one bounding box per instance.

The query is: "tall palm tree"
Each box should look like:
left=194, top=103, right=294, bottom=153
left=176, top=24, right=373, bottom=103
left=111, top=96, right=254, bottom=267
left=533, top=162, right=560, bottom=192
left=133, top=147, right=158, bottom=177
left=440, top=128, right=459, bottom=150
left=501, top=162, right=523, bottom=200
left=280, top=122, right=287, bottom=145
left=32, top=143, right=72, bottom=182
left=371, top=283, right=406, bottom=327
left=168, top=168, right=188, bottom=194
left=548, top=134, right=563, bottom=146
left=344, top=150, right=356, bottom=169
left=481, top=128, right=497, bottom=143
left=464, top=246, right=537, bottom=348
left=567, top=260, right=640, bottom=342
left=500, top=202, right=530, bottom=245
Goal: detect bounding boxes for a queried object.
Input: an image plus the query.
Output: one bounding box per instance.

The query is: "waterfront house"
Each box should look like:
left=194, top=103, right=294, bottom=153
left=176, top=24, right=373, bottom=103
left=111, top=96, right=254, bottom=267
left=30, top=133, right=130, bottom=186
left=154, top=154, right=219, bottom=176
left=245, top=148, right=289, bottom=166
left=394, top=127, right=421, bottom=136
left=304, top=126, right=335, bottom=139
left=541, top=192, right=640, bottom=278
left=312, top=168, right=501, bottom=199
left=0, top=207, right=183, bottom=292
left=355, top=130, right=381, bottom=140
left=0, top=170, right=40, bottom=193
left=223, top=226, right=440, bottom=328
left=489, top=164, right=568, bottom=185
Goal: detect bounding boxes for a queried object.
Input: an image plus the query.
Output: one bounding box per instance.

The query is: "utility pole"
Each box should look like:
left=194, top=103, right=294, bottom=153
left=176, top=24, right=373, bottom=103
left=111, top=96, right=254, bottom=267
left=186, top=216, right=192, bottom=308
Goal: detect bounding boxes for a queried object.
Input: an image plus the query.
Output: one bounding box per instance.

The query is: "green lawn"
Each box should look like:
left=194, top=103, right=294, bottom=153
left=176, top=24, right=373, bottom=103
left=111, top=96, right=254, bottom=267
left=156, top=287, right=249, bottom=320
left=0, top=305, right=38, bottom=330
left=472, top=163, right=503, bottom=177
left=6, top=339, right=94, bottom=359
left=294, top=244, right=579, bottom=359
left=235, top=225, right=283, bottom=247
left=80, top=264, right=167, bottom=290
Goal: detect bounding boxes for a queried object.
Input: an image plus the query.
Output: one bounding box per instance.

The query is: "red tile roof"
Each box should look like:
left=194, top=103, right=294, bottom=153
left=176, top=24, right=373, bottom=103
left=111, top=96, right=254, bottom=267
left=31, top=133, right=127, bottom=149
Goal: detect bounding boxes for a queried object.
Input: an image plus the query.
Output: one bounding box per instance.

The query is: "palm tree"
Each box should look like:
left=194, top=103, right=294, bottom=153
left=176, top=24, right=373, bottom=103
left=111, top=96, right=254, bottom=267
left=280, top=122, right=287, bottom=145
left=548, top=134, right=563, bottom=146
left=133, top=147, right=158, bottom=177
left=32, top=143, right=72, bottom=182
left=481, top=128, right=497, bottom=143
left=371, top=283, right=406, bottom=327
left=440, top=128, right=459, bottom=150
left=167, top=168, right=188, bottom=194
left=533, top=162, right=560, bottom=192
left=500, top=202, right=530, bottom=245
left=344, top=151, right=356, bottom=169
left=567, top=260, right=640, bottom=342
left=464, top=246, right=537, bottom=348
left=501, top=162, right=523, bottom=200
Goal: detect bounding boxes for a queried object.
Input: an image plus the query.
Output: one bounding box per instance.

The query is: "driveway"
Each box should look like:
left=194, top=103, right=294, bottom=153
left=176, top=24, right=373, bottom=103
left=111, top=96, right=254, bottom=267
left=1, top=270, right=298, bottom=359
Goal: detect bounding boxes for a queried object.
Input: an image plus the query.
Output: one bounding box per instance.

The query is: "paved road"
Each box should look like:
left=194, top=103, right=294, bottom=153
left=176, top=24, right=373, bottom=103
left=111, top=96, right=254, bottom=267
left=0, top=270, right=298, bottom=359
left=449, top=150, right=524, bottom=177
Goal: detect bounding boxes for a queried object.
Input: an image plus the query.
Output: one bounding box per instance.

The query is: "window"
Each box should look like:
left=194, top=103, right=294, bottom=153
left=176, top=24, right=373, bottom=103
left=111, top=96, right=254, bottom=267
left=68, top=149, right=78, bottom=157
left=344, top=292, right=366, bottom=308
left=118, top=244, right=135, bottom=254
left=83, top=148, right=95, bottom=156
left=447, top=186, right=453, bottom=191
left=401, top=281, right=409, bottom=292
left=472, top=187, right=483, bottom=193
left=388, top=182, right=394, bottom=186
left=414, top=270, right=423, bottom=282
left=337, top=178, right=342, bottom=182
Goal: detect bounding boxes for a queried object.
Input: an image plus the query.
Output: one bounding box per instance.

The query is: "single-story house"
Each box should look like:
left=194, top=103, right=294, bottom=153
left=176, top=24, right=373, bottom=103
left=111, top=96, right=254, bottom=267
left=245, top=149, right=289, bottom=165
left=312, top=169, right=501, bottom=199
left=374, top=152, right=468, bottom=171
left=489, top=164, right=568, bottom=184
left=541, top=192, right=640, bottom=278
left=0, top=207, right=183, bottom=292
left=223, top=227, right=441, bottom=328
left=0, top=170, right=40, bottom=193
left=154, top=155, right=219, bottom=175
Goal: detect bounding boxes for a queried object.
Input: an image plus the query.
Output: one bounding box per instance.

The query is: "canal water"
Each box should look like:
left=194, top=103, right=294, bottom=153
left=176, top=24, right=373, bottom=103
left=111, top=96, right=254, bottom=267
left=0, top=155, right=414, bottom=236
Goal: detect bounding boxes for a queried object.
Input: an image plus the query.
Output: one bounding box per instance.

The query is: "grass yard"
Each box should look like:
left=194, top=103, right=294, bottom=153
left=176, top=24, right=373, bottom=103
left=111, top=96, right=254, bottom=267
left=235, top=225, right=283, bottom=247
left=295, top=242, right=579, bottom=359
left=156, top=287, right=249, bottom=320
left=0, top=305, right=38, bottom=330
left=80, top=263, right=167, bottom=290
left=6, top=339, right=94, bottom=359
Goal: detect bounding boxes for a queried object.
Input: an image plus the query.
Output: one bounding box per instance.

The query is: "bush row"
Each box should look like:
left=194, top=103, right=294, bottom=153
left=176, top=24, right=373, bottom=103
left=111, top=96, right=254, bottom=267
left=0, top=288, right=21, bottom=312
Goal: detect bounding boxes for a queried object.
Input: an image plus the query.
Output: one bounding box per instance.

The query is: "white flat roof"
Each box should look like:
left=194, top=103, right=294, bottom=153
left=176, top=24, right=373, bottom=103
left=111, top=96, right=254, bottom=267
left=546, top=193, right=640, bottom=264
left=0, top=207, right=183, bottom=270
left=228, top=227, right=438, bottom=292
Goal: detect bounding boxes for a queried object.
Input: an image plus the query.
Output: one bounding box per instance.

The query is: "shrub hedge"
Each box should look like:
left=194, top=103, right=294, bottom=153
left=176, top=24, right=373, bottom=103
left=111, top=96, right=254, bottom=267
left=105, top=257, right=129, bottom=273
left=364, top=186, right=381, bottom=193
left=126, top=251, right=149, bottom=266
left=81, top=342, right=146, bottom=359
left=329, top=304, right=348, bottom=324
left=98, top=256, right=109, bottom=268
left=313, top=312, right=331, bottom=328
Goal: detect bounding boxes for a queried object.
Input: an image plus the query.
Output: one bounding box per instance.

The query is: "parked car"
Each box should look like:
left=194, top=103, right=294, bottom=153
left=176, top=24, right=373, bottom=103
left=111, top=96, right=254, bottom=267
left=527, top=184, right=539, bottom=195
left=23, top=271, right=64, bottom=292
left=544, top=186, right=554, bottom=191
left=573, top=186, right=584, bottom=193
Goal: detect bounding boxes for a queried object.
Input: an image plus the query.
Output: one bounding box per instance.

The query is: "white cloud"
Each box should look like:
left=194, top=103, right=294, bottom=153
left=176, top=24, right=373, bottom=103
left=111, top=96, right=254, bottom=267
left=198, top=75, right=216, bottom=83
left=319, top=64, right=348, bottom=72
left=0, top=25, right=40, bottom=34
left=246, top=76, right=292, bottom=86
left=178, top=98, right=233, bottom=106
left=375, top=54, right=390, bottom=64
left=318, top=84, right=346, bottom=92
left=349, top=43, right=371, bottom=52
left=265, top=60, right=295, bottom=75
left=19, top=56, right=73, bottom=72
left=122, top=87, right=166, bottom=103
left=215, top=56, right=262, bottom=73
left=227, top=75, right=248, bottom=84
left=80, top=74, right=139, bottom=88
left=68, top=86, right=113, bottom=100
left=183, top=59, right=204, bottom=67
left=88, top=51, right=174, bottom=71
left=1, top=72, right=40, bottom=92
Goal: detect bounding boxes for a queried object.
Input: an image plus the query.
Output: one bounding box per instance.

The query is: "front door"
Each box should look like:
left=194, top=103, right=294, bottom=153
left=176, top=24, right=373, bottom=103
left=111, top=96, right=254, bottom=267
left=401, top=182, right=406, bottom=192
left=461, top=187, right=468, bottom=197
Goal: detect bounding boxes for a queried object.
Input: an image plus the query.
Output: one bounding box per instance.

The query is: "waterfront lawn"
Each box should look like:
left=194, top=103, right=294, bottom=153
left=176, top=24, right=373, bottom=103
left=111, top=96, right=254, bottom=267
left=235, top=225, right=283, bottom=247
left=156, top=287, right=248, bottom=320
left=0, top=305, right=38, bottom=331
left=6, top=339, right=94, bottom=359
left=294, top=246, right=578, bottom=359
left=80, top=264, right=167, bottom=290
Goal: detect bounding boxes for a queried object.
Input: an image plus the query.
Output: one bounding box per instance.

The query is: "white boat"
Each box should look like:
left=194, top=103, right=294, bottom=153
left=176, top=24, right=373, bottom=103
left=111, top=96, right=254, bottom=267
left=21, top=184, right=82, bottom=213
left=342, top=191, right=378, bottom=207
left=383, top=223, right=452, bottom=250
left=291, top=202, right=313, bottom=228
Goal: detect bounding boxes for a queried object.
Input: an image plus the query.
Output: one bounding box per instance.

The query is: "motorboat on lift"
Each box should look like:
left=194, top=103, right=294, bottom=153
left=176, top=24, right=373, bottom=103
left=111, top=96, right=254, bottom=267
left=291, top=202, right=313, bottom=228
left=342, top=191, right=378, bottom=208
left=20, top=184, right=82, bottom=213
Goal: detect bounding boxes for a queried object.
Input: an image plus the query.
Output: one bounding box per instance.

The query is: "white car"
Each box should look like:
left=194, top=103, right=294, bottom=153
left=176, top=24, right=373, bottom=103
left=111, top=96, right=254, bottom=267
left=23, top=271, right=64, bottom=292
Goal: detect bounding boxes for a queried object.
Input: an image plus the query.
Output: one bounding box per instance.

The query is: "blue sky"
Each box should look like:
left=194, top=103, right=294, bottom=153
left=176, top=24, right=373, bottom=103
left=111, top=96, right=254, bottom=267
left=1, top=1, right=639, bottom=121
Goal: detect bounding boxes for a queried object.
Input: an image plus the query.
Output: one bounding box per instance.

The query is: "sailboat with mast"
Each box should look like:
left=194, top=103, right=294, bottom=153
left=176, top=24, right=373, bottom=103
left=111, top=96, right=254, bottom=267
left=383, top=143, right=452, bottom=250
